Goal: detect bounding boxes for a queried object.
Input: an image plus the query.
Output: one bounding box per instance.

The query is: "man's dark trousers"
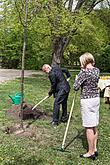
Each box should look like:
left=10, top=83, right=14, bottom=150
left=53, top=89, right=69, bottom=123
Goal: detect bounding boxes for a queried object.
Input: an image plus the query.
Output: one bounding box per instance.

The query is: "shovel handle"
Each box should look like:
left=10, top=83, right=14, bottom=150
left=32, top=96, right=49, bottom=110
left=61, top=91, right=76, bottom=149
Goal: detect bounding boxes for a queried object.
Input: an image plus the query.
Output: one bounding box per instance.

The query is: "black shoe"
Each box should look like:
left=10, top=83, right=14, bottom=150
left=105, top=101, right=109, bottom=104
left=60, top=114, right=69, bottom=123
left=94, top=151, right=98, bottom=157
left=80, top=154, right=96, bottom=160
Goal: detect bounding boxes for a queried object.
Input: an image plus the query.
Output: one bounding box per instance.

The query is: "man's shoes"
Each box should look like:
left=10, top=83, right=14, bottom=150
left=51, top=121, right=58, bottom=128
left=80, top=153, right=96, bottom=160
left=60, top=114, right=69, bottom=123
left=105, top=101, right=109, bottom=104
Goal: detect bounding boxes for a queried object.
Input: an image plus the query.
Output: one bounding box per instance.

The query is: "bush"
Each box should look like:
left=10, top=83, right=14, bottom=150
left=96, top=45, right=110, bottom=72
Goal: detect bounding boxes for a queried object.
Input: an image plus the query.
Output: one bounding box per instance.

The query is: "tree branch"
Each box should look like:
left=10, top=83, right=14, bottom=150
left=106, top=0, right=110, bottom=8
left=86, top=0, right=104, bottom=14
left=14, top=0, right=24, bottom=27
left=68, top=0, right=74, bottom=11
left=75, top=0, right=85, bottom=10
left=94, top=0, right=104, bottom=7
left=64, top=0, right=69, bottom=7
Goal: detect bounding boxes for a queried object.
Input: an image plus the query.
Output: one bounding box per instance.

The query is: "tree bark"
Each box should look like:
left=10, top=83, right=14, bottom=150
left=51, top=0, right=104, bottom=66
left=51, top=36, right=71, bottom=66
left=68, top=0, right=74, bottom=11
left=20, top=0, right=28, bottom=129
left=75, top=0, right=85, bottom=10
left=51, top=0, right=85, bottom=66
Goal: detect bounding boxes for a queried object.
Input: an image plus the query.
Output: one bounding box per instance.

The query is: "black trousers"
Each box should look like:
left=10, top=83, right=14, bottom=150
left=53, top=89, right=69, bottom=123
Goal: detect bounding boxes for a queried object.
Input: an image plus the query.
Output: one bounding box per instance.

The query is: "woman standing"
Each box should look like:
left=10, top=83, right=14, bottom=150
left=73, top=53, right=100, bottom=160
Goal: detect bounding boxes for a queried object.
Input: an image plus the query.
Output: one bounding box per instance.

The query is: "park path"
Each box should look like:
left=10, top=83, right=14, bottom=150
left=0, top=69, right=42, bottom=83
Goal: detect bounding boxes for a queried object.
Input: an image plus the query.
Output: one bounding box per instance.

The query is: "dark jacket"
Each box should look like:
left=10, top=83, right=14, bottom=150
left=48, top=67, right=70, bottom=95
left=61, top=68, right=71, bottom=79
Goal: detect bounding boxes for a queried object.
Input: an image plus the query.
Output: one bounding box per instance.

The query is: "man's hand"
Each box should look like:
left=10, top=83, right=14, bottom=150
left=67, top=77, right=70, bottom=82
left=48, top=90, right=52, bottom=97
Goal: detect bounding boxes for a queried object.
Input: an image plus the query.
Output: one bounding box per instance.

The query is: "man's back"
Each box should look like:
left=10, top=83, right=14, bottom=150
left=49, top=67, right=70, bottom=93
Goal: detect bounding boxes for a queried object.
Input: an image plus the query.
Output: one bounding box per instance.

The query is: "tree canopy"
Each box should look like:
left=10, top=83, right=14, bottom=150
left=0, top=0, right=110, bottom=71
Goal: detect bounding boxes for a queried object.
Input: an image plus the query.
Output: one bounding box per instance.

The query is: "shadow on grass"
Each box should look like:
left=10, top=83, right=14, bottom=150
left=4, top=155, right=45, bottom=165
left=65, top=129, right=88, bottom=150
left=77, top=129, right=88, bottom=150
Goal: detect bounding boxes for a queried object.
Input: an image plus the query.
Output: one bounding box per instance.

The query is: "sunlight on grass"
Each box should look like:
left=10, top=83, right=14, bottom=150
left=0, top=72, right=110, bottom=165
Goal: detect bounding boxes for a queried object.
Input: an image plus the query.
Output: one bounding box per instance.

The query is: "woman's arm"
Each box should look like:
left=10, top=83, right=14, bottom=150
left=73, top=70, right=86, bottom=91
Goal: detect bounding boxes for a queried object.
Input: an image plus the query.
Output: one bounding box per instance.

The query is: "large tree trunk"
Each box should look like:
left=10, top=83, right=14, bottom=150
left=51, top=0, right=78, bottom=66
left=51, top=36, right=70, bottom=66
left=51, top=0, right=104, bottom=66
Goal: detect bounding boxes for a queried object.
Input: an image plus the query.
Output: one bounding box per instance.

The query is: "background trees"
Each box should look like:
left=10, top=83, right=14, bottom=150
left=0, top=0, right=110, bottom=71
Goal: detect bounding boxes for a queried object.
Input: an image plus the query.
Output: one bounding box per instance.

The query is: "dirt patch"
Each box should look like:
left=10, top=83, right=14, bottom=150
left=5, top=103, right=52, bottom=137
left=3, top=123, right=37, bottom=138
left=15, top=129, right=36, bottom=138
left=6, top=103, right=52, bottom=120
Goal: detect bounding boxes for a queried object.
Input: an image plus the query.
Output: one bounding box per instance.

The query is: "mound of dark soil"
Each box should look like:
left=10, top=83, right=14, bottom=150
left=7, top=103, right=52, bottom=120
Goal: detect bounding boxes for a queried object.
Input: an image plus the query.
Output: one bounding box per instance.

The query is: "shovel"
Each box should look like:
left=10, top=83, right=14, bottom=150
left=32, top=95, right=49, bottom=110
left=60, top=91, right=77, bottom=151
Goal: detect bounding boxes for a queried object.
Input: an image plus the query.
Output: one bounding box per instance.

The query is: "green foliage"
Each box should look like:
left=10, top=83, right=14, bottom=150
left=46, top=1, right=76, bottom=37
left=0, top=0, right=110, bottom=69
left=96, top=45, right=110, bottom=72
left=25, top=9, right=52, bottom=69
left=96, top=8, right=110, bottom=39
left=63, top=11, right=109, bottom=67
left=0, top=0, right=23, bottom=68
left=0, top=0, right=52, bottom=69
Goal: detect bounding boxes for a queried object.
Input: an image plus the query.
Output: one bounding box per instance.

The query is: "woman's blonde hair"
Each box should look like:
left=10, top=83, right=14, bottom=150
left=79, top=52, right=95, bottom=68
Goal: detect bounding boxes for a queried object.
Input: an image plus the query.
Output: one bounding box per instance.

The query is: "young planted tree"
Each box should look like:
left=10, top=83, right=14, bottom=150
left=20, top=0, right=28, bottom=128
left=14, top=0, right=44, bottom=128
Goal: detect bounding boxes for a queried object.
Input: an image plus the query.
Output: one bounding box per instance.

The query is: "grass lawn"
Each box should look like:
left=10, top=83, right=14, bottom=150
left=0, top=71, right=110, bottom=165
